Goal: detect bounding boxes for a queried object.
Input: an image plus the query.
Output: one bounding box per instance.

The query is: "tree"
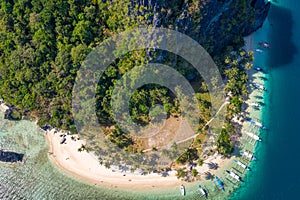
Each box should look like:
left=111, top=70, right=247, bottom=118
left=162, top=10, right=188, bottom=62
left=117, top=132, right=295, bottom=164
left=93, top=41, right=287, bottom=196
left=104, top=161, right=111, bottom=169
left=216, top=129, right=234, bottom=156
left=191, top=168, right=198, bottom=177
left=176, top=168, right=187, bottom=179
left=176, top=148, right=199, bottom=164
left=72, top=20, right=93, bottom=44
left=197, top=159, right=204, bottom=166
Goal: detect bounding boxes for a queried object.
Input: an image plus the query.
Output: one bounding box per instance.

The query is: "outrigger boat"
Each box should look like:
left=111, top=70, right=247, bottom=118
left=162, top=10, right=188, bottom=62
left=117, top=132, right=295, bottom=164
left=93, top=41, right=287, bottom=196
left=254, top=67, right=263, bottom=71
left=198, top=185, right=207, bottom=198
left=255, top=48, right=263, bottom=53
left=258, top=41, right=271, bottom=49
left=247, top=118, right=266, bottom=129
left=249, top=102, right=259, bottom=108
left=180, top=184, right=186, bottom=196
left=233, top=160, right=250, bottom=171
left=215, top=176, right=225, bottom=191
left=240, top=151, right=256, bottom=161
left=226, top=170, right=243, bottom=182
left=245, top=132, right=262, bottom=141
left=252, top=83, right=267, bottom=91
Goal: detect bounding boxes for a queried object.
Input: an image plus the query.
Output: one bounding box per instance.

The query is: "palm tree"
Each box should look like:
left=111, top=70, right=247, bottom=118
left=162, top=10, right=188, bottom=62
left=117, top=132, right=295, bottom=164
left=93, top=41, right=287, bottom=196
left=204, top=172, right=214, bottom=180
left=176, top=168, right=187, bottom=179
left=104, top=161, right=111, bottom=169
left=191, top=168, right=198, bottom=177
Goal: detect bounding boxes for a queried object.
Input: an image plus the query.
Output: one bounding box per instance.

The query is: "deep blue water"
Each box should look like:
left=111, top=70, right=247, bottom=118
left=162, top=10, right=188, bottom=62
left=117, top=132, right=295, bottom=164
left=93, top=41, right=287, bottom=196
left=231, top=0, right=300, bottom=199
left=1, top=1, right=299, bottom=199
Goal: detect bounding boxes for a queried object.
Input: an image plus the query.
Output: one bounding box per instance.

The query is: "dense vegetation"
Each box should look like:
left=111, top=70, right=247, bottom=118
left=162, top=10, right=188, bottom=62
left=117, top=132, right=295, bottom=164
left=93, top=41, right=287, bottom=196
left=0, top=0, right=254, bottom=171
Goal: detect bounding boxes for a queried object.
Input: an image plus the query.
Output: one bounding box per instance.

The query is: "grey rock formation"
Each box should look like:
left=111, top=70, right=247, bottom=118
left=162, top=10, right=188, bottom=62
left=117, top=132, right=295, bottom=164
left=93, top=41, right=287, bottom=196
left=133, top=0, right=270, bottom=52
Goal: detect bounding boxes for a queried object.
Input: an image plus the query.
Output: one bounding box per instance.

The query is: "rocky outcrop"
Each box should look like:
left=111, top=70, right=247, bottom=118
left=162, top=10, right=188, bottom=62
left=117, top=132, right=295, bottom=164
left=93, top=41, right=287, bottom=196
left=0, top=150, right=24, bottom=162
left=134, top=0, right=270, bottom=52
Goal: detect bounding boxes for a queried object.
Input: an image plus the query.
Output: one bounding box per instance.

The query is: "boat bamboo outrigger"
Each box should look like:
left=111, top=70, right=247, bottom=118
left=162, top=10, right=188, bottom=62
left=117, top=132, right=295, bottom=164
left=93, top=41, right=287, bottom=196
left=180, top=184, right=186, bottom=196
left=240, top=151, right=256, bottom=161
left=198, top=185, right=207, bottom=198
left=215, top=176, right=225, bottom=191
left=245, top=132, right=262, bottom=141
left=255, top=48, right=263, bottom=53
left=258, top=41, right=271, bottom=49
left=249, top=102, right=259, bottom=108
left=252, top=83, right=267, bottom=91
left=247, top=118, right=266, bottom=129
left=226, top=170, right=243, bottom=182
left=233, top=160, right=250, bottom=171
left=254, top=67, right=263, bottom=71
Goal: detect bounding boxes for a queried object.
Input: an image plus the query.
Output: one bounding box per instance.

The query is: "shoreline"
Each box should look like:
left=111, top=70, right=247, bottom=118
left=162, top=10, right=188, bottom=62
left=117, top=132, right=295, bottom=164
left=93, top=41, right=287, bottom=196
left=44, top=34, right=265, bottom=193
left=0, top=33, right=266, bottom=196
left=45, top=128, right=229, bottom=190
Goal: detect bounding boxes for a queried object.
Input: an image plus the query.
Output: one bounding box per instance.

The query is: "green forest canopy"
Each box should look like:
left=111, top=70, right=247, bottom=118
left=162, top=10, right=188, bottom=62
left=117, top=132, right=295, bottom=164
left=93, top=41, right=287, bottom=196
left=0, top=0, right=253, bottom=158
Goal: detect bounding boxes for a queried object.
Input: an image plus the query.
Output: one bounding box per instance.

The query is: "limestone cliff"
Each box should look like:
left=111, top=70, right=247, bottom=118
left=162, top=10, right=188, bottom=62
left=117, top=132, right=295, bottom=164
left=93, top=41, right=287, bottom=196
left=133, top=0, right=270, bottom=52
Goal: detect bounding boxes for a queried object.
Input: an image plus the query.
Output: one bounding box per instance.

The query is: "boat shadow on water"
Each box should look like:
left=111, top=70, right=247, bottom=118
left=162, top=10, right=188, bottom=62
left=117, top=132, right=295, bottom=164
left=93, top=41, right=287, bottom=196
left=0, top=150, right=24, bottom=162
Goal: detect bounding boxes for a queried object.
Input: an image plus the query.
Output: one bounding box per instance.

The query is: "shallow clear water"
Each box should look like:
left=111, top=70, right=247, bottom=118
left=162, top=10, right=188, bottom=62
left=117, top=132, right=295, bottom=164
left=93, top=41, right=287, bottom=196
left=0, top=110, right=237, bottom=199
left=231, top=0, right=300, bottom=199
left=2, top=1, right=297, bottom=199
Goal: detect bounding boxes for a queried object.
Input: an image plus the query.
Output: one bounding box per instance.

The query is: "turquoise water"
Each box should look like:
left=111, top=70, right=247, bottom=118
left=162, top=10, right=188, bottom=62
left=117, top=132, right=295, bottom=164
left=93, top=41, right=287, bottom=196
left=2, top=1, right=299, bottom=199
left=231, top=0, right=300, bottom=199
left=0, top=111, right=232, bottom=199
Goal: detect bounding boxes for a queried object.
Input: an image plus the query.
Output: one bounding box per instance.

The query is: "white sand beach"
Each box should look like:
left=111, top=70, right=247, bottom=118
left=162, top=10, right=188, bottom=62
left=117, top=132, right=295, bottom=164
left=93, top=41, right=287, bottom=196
left=46, top=128, right=229, bottom=189
left=44, top=34, right=262, bottom=191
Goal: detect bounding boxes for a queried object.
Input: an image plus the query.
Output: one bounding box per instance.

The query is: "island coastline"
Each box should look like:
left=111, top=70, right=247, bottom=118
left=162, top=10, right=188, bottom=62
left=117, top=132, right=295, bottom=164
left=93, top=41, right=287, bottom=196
left=43, top=34, right=267, bottom=194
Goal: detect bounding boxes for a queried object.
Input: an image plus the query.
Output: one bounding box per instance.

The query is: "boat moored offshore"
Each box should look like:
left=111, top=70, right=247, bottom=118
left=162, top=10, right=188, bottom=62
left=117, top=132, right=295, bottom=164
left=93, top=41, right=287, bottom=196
left=198, top=185, right=207, bottom=198
left=258, top=41, right=271, bottom=48
left=252, top=83, right=267, bottom=91
left=226, top=170, right=243, bottom=182
left=233, top=160, right=250, bottom=170
left=215, top=176, right=225, bottom=191
left=245, top=131, right=262, bottom=141
left=247, top=118, right=266, bottom=129
left=240, top=151, right=256, bottom=161
left=180, top=184, right=186, bottom=196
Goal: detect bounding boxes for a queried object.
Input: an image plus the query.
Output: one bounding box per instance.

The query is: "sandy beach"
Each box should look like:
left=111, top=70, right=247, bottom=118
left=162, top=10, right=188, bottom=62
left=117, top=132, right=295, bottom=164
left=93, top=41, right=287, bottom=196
left=44, top=34, right=263, bottom=192
left=46, top=128, right=229, bottom=189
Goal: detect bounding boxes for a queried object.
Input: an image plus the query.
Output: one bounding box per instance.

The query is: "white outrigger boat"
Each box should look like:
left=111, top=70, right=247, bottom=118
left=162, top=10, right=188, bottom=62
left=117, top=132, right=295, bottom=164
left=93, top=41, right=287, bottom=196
left=226, top=170, right=243, bottom=182
left=249, top=102, right=259, bottom=107
left=198, top=185, right=207, bottom=198
left=233, top=160, right=250, bottom=170
left=258, top=41, right=271, bottom=49
left=246, top=132, right=262, bottom=141
left=247, top=118, right=266, bottom=129
left=255, top=48, right=263, bottom=53
left=254, top=67, right=263, bottom=71
left=180, top=184, right=186, bottom=196
left=240, top=151, right=256, bottom=161
left=252, top=83, right=267, bottom=91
